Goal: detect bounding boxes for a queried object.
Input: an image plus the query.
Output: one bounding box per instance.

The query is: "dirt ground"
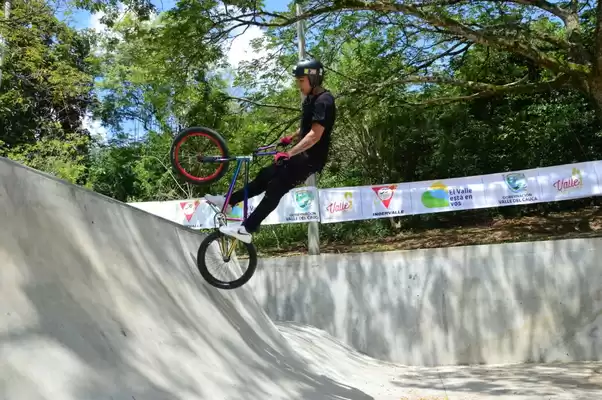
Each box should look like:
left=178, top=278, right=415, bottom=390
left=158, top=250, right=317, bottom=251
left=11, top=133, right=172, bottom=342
left=260, top=206, right=602, bottom=257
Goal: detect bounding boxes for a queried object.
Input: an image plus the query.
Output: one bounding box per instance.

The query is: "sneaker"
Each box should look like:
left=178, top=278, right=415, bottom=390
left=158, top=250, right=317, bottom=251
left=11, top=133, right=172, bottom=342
left=205, top=194, right=232, bottom=213
left=219, top=224, right=252, bottom=244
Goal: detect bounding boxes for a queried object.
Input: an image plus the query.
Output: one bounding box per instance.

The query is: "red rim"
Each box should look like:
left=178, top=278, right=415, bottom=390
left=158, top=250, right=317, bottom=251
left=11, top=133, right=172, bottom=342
left=173, top=132, right=226, bottom=182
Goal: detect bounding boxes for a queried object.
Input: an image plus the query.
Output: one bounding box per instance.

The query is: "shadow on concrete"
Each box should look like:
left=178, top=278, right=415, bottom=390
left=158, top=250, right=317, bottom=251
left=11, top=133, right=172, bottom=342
left=0, top=158, right=373, bottom=399
left=252, top=228, right=602, bottom=371
left=277, top=321, right=602, bottom=399
left=392, top=362, right=602, bottom=397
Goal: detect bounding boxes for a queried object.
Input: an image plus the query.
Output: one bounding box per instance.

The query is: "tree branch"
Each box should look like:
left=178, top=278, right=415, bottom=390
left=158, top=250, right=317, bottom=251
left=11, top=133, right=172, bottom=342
left=595, top=0, right=602, bottom=75
left=227, top=96, right=298, bottom=111
left=412, top=41, right=472, bottom=72
left=224, top=1, right=589, bottom=78
left=342, top=72, right=571, bottom=103
left=402, top=78, right=565, bottom=106
left=399, top=0, right=572, bottom=21
left=508, top=0, right=572, bottom=21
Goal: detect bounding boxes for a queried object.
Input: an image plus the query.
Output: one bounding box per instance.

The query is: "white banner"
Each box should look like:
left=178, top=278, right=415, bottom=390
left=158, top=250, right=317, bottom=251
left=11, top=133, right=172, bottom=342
left=128, top=160, right=602, bottom=228
left=131, top=201, right=175, bottom=221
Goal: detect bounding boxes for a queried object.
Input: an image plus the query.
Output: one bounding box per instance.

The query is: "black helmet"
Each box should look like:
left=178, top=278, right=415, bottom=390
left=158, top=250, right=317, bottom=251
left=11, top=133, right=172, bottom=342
left=292, top=58, right=324, bottom=88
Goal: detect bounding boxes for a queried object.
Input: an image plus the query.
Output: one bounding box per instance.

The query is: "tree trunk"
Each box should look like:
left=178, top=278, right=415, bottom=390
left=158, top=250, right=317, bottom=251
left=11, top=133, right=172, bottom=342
left=588, top=76, right=602, bottom=123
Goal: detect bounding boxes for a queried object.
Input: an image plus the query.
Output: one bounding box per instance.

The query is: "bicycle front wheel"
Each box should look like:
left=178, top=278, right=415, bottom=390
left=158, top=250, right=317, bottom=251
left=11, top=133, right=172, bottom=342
left=196, top=230, right=258, bottom=290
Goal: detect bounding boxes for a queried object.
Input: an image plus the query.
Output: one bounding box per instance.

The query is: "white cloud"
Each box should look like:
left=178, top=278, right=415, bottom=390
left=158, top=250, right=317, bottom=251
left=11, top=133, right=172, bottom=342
left=82, top=114, right=108, bottom=143
left=89, top=10, right=107, bottom=33
left=212, top=4, right=285, bottom=95
left=226, top=25, right=268, bottom=69
left=215, top=4, right=269, bottom=69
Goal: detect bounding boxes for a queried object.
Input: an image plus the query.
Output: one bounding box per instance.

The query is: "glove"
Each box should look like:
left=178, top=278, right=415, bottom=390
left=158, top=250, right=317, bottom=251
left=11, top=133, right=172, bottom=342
left=274, top=152, right=290, bottom=164
left=279, top=136, right=293, bottom=145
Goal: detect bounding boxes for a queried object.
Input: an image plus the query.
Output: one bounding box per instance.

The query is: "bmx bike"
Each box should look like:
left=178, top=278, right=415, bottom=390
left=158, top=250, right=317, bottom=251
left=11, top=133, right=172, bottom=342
left=170, top=126, right=287, bottom=290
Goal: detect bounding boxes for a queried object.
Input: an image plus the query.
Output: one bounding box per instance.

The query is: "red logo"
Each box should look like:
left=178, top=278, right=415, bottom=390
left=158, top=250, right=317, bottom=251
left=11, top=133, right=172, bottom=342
left=180, top=200, right=200, bottom=221
left=372, top=185, right=397, bottom=208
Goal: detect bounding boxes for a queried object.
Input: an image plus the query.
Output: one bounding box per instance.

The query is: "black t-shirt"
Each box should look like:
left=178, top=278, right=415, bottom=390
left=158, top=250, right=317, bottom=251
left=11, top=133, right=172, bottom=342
left=299, top=90, right=336, bottom=170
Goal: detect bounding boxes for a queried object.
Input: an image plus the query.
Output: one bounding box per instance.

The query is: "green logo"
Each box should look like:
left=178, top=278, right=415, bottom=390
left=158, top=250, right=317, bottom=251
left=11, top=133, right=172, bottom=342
left=421, top=181, right=449, bottom=208
left=294, top=189, right=314, bottom=211
left=503, top=172, right=527, bottom=193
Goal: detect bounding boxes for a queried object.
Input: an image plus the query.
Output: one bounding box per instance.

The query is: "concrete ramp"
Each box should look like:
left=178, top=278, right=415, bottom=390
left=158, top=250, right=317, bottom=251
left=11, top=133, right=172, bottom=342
left=1, top=156, right=601, bottom=400
left=0, top=157, right=375, bottom=399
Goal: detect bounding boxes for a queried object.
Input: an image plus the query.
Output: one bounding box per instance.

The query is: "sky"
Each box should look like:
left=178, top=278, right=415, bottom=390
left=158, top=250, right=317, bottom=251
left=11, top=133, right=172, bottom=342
left=55, top=0, right=290, bottom=142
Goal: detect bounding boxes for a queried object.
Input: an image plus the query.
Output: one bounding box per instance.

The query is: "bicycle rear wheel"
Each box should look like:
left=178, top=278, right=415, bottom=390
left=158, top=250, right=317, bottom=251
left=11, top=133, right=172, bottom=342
left=170, top=126, right=230, bottom=185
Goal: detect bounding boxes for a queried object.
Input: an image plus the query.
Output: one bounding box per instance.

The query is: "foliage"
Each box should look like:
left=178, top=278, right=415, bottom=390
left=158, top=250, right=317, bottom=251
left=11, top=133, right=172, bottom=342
left=0, top=0, right=98, bottom=183
left=221, top=0, right=600, bottom=111
left=71, top=0, right=156, bottom=26
left=4, top=133, right=92, bottom=184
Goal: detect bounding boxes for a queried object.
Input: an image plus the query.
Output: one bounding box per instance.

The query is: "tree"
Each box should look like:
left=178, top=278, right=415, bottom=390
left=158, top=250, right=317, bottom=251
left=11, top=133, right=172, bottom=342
left=70, top=0, right=155, bottom=26
left=92, top=7, right=229, bottom=135
left=85, top=1, right=245, bottom=201
left=216, top=0, right=602, bottom=118
left=0, top=0, right=99, bottom=183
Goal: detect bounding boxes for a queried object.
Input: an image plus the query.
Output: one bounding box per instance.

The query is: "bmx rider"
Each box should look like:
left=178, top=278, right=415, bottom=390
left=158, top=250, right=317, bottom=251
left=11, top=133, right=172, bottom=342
left=205, top=58, right=337, bottom=243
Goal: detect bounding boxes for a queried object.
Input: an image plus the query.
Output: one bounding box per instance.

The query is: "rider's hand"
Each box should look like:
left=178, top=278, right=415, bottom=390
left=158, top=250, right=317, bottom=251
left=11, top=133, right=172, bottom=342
left=279, top=136, right=293, bottom=146
left=274, top=152, right=290, bottom=163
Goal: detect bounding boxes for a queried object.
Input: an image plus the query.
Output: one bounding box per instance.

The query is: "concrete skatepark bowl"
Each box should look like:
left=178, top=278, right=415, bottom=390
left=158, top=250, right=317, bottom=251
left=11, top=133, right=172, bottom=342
left=1, top=156, right=601, bottom=399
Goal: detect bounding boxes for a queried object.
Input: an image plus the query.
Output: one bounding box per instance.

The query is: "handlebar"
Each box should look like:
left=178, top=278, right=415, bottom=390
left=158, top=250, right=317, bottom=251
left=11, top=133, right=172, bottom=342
left=253, top=141, right=287, bottom=154
left=252, top=141, right=290, bottom=166
left=255, top=144, right=276, bottom=151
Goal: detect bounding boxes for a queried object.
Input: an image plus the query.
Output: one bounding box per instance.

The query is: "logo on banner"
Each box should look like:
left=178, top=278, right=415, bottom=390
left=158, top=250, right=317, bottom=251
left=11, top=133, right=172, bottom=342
left=372, top=185, right=396, bottom=208
left=180, top=200, right=200, bottom=221
left=371, top=185, right=404, bottom=216
left=285, top=189, right=318, bottom=222
left=553, top=167, right=583, bottom=194
left=326, top=191, right=353, bottom=214
left=421, top=181, right=473, bottom=208
left=421, top=181, right=449, bottom=208
left=504, top=173, right=528, bottom=193
left=229, top=201, right=256, bottom=219
left=294, top=189, right=314, bottom=211
left=498, top=172, right=538, bottom=205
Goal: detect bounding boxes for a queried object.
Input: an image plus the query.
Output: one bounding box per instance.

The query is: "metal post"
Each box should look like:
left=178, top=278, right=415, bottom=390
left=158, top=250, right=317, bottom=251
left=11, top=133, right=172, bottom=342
left=0, top=1, right=10, bottom=90
left=296, top=4, right=306, bottom=60
left=296, top=3, right=320, bottom=255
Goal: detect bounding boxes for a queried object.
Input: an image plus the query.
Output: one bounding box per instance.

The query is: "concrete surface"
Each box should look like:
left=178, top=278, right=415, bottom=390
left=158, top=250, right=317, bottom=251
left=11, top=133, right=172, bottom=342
left=1, top=156, right=601, bottom=399
left=251, top=239, right=602, bottom=366
left=278, top=321, right=602, bottom=400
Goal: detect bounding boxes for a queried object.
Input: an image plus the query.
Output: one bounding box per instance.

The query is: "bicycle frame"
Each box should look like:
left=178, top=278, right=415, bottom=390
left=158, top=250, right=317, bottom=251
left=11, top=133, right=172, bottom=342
left=201, top=143, right=278, bottom=223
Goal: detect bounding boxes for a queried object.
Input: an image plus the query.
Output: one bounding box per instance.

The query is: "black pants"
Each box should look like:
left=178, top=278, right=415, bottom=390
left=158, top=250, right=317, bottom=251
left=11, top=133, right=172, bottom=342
left=227, top=155, right=318, bottom=232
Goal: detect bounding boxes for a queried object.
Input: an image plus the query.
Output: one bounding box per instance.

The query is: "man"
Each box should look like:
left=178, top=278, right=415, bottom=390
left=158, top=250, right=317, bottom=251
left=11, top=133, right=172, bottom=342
left=205, top=58, right=336, bottom=243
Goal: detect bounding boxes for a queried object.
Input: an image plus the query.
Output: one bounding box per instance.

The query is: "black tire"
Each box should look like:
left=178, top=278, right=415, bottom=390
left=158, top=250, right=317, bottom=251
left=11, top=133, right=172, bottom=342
left=170, top=126, right=230, bottom=185
left=196, top=230, right=258, bottom=290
